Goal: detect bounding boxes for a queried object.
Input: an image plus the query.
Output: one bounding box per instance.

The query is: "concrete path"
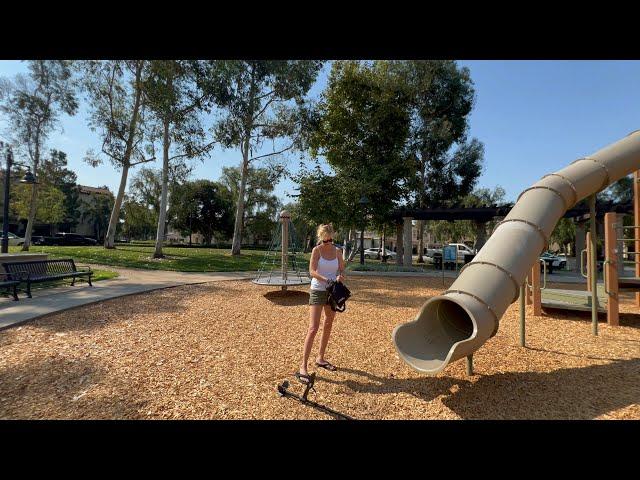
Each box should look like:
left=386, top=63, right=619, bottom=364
left=0, top=265, right=256, bottom=330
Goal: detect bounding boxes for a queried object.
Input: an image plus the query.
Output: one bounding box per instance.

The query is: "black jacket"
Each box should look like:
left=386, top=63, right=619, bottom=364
left=326, top=280, right=351, bottom=312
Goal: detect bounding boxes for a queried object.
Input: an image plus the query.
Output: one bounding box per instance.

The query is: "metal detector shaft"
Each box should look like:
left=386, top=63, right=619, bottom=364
left=276, top=374, right=354, bottom=420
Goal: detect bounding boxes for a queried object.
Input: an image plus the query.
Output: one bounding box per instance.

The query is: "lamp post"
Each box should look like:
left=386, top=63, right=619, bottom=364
left=359, top=195, right=369, bottom=265
left=2, top=145, right=37, bottom=254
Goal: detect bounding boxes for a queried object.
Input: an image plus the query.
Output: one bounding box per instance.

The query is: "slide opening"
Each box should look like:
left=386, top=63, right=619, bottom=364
left=434, top=298, right=474, bottom=342
left=393, top=296, right=477, bottom=373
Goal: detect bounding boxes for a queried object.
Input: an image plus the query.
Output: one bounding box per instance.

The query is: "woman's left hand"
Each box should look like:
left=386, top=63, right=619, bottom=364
left=337, top=274, right=345, bottom=283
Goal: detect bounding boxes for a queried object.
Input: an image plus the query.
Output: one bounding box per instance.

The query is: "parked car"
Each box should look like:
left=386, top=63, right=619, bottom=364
left=1, top=232, right=25, bottom=246
left=363, top=248, right=397, bottom=259
left=449, top=243, right=476, bottom=260
left=426, top=243, right=475, bottom=262
left=54, top=233, right=98, bottom=246
left=540, top=252, right=567, bottom=270
left=32, top=235, right=60, bottom=246
left=33, top=233, right=97, bottom=246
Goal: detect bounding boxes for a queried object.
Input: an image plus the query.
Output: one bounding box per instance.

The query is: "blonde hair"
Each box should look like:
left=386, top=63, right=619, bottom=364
left=316, top=223, right=335, bottom=243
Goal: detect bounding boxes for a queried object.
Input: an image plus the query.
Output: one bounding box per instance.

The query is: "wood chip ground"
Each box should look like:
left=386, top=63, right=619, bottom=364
left=1, top=277, right=638, bottom=419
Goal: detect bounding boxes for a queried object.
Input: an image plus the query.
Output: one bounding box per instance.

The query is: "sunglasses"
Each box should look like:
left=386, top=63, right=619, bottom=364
left=322, top=238, right=333, bottom=243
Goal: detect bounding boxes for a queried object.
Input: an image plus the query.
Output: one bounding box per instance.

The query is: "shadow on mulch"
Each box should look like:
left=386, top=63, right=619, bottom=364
left=523, top=346, right=623, bottom=362
left=542, top=308, right=640, bottom=329
left=0, top=356, right=145, bottom=419
left=317, top=367, right=467, bottom=404
left=263, top=290, right=309, bottom=306
left=319, top=359, right=640, bottom=419
left=352, top=293, right=432, bottom=309
left=443, top=358, right=640, bottom=419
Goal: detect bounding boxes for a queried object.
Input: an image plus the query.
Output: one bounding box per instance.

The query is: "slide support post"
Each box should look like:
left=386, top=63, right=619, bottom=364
left=589, top=195, right=598, bottom=335
left=519, top=283, right=526, bottom=347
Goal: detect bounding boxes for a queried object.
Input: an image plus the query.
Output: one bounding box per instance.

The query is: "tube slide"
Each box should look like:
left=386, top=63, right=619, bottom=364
left=392, top=130, right=640, bottom=375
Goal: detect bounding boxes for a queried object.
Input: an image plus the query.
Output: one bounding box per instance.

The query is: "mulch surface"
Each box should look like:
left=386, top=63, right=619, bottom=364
left=1, top=277, right=638, bottom=419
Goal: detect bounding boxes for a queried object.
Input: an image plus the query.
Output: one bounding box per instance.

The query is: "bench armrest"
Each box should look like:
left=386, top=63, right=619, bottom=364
left=74, top=264, right=93, bottom=273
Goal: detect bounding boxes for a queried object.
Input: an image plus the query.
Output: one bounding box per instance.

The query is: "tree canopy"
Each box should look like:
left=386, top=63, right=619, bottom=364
left=308, top=61, right=412, bottom=231
left=209, top=60, right=324, bottom=255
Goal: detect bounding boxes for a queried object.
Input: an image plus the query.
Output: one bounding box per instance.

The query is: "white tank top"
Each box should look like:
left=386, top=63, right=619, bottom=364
left=310, top=248, right=339, bottom=291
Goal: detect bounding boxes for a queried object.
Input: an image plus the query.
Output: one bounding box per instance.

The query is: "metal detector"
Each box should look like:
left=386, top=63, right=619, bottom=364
left=276, top=373, right=354, bottom=420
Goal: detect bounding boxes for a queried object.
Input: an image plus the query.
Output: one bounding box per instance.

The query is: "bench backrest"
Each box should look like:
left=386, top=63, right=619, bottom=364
left=2, top=259, right=78, bottom=277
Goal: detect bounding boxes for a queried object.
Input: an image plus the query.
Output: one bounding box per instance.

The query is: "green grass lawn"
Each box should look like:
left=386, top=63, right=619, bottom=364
left=9, top=245, right=311, bottom=272
left=9, top=245, right=452, bottom=274
left=92, top=269, right=120, bottom=281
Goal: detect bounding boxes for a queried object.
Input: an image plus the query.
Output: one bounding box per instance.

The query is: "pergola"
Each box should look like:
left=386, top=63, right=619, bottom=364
left=390, top=200, right=634, bottom=267
left=392, top=205, right=512, bottom=223
left=390, top=205, right=513, bottom=266
left=563, top=200, right=632, bottom=220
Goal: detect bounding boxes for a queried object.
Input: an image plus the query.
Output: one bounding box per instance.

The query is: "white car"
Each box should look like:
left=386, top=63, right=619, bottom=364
left=426, top=243, right=475, bottom=262
left=540, top=252, right=567, bottom=270
left=2, top=232, right=25, bottom=246
left=363, top=248, right=397, bottom=259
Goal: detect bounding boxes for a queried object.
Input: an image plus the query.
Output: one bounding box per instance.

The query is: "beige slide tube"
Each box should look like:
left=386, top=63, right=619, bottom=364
left=392, top=130, right=640, bottom=375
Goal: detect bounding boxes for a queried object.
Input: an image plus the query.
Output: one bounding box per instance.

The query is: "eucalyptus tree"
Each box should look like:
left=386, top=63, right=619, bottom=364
left=389, top=60, right=484, bottom=262
left=0, top=60, right=78, bottom=250
left=77, top=60, right=155, bottom=248
left=209, top=60, right=323, bottom=256
left=143, top=60, right=215, bottom=258
left=127, top=164, right=192, bottom=231
left=308, top=61, right=412, bottom=246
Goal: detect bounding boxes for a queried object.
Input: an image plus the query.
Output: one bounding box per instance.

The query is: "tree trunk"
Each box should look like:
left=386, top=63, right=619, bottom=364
left=231, top=136, right=250, bottom=256
left=104, top=163, right=129, bottom=248
left=21, top=183, right=38, bottom=251
left=343, top=229, right=350, bottom=261
left=153, top=119, right=171, bottom=258
left=473, top=220, right=487, bottom=253
left=417, top=220, right=425, bottom=263
left=381, top=228, right=387, bottom=263
left=347, top=229, right=358, bottom=262
left=22, top=139, right=41, bottom=251
left=396, top=223, right=404, bottom=266
left=104, top=62, right=144, bottom=249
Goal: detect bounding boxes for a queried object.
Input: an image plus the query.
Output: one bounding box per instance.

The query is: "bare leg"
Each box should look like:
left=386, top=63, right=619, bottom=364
left=300, top=304, right=322, bottom=377
left=317, top=304, right=336, bottom=365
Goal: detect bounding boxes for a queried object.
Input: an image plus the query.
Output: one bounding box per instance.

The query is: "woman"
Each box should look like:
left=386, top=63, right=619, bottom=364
left=296, top=223, right=346, bottom=384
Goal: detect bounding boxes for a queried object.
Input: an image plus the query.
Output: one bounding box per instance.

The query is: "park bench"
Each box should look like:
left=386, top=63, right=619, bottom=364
left=2, top=259, right=93, bottom=298
left=0, top=272, right=21, bottom=301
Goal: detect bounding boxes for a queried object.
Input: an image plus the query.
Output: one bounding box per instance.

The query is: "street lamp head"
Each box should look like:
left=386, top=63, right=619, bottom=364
left=20, top=167, right=37, bottom=185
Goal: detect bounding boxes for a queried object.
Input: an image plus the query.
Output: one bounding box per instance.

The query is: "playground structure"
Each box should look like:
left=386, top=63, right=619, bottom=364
left=392, top=130, right=640, bottom=375
left=531, top=189, right=640, bottom=326
left=252, top=210, right=311, bottom=290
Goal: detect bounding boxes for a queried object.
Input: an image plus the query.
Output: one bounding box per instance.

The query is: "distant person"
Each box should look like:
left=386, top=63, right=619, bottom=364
left=296, top=223, right=345, bottom=384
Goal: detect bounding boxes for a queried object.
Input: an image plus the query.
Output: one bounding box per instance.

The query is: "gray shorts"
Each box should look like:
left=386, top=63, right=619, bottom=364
left=309, top=289, right=329, bottom=305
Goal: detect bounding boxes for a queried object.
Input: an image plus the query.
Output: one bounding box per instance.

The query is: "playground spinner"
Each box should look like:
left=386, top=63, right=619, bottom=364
left=253, top=210, right=311, bottom=290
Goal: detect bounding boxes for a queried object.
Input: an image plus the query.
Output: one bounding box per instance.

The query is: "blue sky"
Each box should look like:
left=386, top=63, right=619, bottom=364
left=1, top=60, right=639, bottom=203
